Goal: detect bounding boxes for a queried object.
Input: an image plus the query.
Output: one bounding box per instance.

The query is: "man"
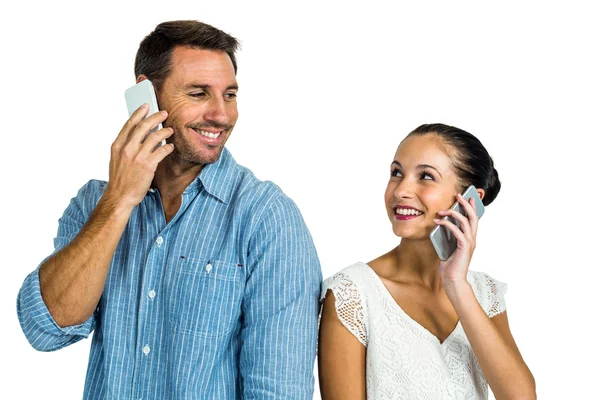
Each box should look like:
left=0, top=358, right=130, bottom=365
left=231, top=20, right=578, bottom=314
left=17, top=20, right=322, bottom=399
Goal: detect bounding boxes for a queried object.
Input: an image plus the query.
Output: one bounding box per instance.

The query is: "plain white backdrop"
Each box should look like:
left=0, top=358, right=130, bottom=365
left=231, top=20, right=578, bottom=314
left=1, top=1, right=598, bottom=398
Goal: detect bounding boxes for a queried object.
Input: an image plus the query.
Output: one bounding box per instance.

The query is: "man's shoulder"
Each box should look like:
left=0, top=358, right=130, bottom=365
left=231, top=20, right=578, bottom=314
left=71, top=179, right=107, bottom=201
left=231, top=162, right=293, bottom=211
left=228, top=164, right=304, bottom=230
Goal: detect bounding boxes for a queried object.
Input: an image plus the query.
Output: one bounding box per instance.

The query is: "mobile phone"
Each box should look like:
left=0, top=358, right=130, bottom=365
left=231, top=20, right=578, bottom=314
left=124, top=79, right=166, bottom=146
left=429, top=185, right=485, bottom=260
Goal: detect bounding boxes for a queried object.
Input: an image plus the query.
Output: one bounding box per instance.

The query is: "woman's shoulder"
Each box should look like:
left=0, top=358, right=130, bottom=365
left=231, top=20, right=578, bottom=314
left=323, top=262, right=371, bottom=282
left=468, top=270, right=507, bottom=291
left=467, top=270, right=508, bottom=317
left=321, top=262, right=373, bottom=300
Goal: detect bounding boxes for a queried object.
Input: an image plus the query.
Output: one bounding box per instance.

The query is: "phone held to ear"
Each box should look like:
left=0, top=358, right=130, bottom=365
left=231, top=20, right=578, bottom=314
left=124, top=80, right=166, bottom=147
left=429, top=185, right=485, bottom=260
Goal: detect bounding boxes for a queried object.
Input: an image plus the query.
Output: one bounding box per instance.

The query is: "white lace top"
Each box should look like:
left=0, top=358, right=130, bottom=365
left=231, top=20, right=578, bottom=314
left=321, top=262, right=507, bottom=400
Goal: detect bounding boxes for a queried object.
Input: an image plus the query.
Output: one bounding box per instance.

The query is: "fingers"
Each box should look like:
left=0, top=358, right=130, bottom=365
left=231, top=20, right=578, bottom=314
left=141, top=126, right=174, bottom=154
left=113, top=104, right=150, bottom=149
left=437, top=194, right=479, bottom=245
left=458, top=194, right=478, bottom=224
left=150, top=141, right=175, bottom=164
left=459, top=195, right=479, bottom=237
left=433, top=217, right=469, bottom=249
left=128, top=110, right=169, bottom=146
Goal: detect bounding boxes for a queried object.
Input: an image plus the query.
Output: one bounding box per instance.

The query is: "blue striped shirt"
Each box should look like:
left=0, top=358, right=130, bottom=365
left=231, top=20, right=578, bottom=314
left=17, top=148, right=322, bottom=399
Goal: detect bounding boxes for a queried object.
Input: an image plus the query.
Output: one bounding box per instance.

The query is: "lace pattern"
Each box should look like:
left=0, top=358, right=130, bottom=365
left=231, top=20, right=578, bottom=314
left=479, top=272, right=508, bottom=318
left=321, top=263, right=508, bottom=400
left=321, top=272, right=368, bottom=346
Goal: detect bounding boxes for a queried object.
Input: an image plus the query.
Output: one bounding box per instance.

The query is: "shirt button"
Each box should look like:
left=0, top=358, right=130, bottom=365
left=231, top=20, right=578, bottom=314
left=148, top=290, right=156, bottom=300
left=142, top=345, right=150, bottom=355
left=156, top=236, right=164, bottom=246
left=206, top=263, right=213, bottom=273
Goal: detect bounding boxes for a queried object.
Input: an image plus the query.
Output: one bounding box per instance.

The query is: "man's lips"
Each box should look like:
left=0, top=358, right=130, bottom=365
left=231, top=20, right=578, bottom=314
left=189, top=127, right=227, bottom=143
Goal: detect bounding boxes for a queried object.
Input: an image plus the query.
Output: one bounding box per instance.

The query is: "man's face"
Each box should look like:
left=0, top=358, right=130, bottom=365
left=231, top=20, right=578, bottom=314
left=157, top=46, right=238, bottom=166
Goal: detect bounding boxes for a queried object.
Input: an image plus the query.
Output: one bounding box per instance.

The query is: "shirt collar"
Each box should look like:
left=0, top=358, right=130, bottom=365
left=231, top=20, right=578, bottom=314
left=192, top=147, right=237, bottom=204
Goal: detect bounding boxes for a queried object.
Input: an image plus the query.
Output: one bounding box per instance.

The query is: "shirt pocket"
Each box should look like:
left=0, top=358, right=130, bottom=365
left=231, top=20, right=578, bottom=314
left=169, top=258, right=244, bottom=339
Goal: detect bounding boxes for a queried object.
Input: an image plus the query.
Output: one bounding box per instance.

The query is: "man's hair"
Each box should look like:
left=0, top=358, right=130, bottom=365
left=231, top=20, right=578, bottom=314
left=134, top=20, right=240, bottom=91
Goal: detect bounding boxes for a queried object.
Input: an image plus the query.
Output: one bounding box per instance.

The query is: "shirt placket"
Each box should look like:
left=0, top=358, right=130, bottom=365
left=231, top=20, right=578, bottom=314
left=132, top=190, right=174, bottom=399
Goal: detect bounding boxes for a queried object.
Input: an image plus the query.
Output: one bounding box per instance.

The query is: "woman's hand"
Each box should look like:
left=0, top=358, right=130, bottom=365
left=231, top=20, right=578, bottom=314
left=434, top=193, right=480, bottom=287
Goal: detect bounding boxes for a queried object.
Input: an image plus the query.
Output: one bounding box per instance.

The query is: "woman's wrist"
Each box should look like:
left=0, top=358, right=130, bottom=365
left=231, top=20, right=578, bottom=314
left=443, top=279, right=474, bottom=306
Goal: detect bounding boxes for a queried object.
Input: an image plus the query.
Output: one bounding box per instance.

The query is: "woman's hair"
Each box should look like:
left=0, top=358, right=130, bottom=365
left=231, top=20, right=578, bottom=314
left=406, top=123, right=501, bottom=206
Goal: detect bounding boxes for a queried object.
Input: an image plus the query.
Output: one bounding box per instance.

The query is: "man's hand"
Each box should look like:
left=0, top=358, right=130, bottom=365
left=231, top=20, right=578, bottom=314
left=105, top=104, right=174, bottom=209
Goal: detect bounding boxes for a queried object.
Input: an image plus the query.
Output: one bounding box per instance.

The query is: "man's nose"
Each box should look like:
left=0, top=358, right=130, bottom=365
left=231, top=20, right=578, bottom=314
left=204, top=96, right=229, bottom=125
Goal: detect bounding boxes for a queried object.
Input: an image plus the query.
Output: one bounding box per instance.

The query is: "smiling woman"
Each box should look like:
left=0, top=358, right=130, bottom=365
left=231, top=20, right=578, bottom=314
left=318, top=123, right=536, bottom=400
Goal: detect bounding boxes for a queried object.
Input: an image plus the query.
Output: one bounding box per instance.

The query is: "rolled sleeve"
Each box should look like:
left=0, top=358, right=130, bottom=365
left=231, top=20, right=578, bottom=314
left=17, top=267, right=96, bottom=351
left=240, top=194, right=322, bottom=399
left=16, top=180, right=102, bottom=352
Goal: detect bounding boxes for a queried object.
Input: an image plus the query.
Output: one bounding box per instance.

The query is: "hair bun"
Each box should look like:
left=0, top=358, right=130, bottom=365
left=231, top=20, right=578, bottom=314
left=483, top=167, right=501, bottom=206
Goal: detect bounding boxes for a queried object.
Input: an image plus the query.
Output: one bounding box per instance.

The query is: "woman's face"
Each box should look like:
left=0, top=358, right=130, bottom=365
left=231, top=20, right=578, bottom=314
left=385, top=134, right=461, bottom=240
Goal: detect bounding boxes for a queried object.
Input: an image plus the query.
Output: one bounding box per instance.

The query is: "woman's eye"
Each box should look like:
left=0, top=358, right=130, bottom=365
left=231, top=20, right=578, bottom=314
left=421, top=172, right=434, bottom=180
left=391, top=169, right=402, bottom=178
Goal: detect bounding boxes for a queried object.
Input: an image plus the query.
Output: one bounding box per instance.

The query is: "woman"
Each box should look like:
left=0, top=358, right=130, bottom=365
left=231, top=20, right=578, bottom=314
left=318, top=124, right=535, bottom=399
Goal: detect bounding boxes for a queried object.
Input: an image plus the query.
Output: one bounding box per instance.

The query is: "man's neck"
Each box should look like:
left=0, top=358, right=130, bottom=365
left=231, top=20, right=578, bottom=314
left=153, top=157, right=204, bottom=198
left=152, top=158, right=205, bottom=224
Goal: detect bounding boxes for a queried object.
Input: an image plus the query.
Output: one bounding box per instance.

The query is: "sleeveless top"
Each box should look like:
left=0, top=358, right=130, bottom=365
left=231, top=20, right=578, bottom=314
left=321, top=262, right=507, bottom=400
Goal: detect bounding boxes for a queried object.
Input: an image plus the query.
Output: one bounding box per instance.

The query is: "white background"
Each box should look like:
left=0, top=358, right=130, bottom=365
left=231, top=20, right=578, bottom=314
left=1, top=1, right=597, bottom=398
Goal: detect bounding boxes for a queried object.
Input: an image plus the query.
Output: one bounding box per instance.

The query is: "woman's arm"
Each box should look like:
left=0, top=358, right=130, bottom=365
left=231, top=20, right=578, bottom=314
left=318, top=291, right=367, bottom=400
left=445, top=282, right=536, bottom=399
left=435, top=194, right=536, bottom=399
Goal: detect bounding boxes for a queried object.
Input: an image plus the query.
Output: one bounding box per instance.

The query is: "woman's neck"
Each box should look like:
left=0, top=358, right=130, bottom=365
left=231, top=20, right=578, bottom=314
left=372, top=239, right=443, bottom=291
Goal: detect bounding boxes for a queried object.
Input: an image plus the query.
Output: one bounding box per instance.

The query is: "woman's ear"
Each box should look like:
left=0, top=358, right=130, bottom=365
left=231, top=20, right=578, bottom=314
left=477, top=188, right=485, bottom=201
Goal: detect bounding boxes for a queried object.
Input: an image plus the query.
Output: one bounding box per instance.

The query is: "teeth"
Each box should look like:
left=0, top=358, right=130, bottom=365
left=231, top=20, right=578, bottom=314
left=396, top=208, right=423, bottom=216
left=196, top=129, right=221, bottom=139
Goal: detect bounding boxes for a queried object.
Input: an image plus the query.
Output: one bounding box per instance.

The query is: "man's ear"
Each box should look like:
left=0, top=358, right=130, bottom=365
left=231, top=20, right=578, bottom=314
left=136, top=75, right=149, bottom=84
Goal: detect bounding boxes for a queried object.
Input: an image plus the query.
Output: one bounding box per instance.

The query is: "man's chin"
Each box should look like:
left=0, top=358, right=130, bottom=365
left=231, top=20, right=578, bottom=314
left=178, top=148, right=224, bottom=166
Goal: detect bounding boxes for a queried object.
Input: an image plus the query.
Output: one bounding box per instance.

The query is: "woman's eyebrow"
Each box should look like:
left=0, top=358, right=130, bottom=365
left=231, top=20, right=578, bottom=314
left=416, top=164, right=443, bottom=177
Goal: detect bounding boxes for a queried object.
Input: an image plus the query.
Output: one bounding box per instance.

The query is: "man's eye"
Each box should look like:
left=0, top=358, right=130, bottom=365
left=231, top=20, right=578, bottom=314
left=190, top=92, right=206, bottom=98
left=225, top=93, right=237, bottom=100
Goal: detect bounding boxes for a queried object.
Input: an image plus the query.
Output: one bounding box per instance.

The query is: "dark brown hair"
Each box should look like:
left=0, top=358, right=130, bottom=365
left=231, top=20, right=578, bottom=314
left=406, top=123, right=501, bottom=206
left=134, top=20, right=240, bottom=91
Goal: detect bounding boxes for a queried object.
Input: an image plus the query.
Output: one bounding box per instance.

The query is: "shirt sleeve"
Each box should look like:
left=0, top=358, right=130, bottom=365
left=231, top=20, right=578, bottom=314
left=478, top=272, right=508, bottom=318
left=320, top=272, right=368, bottom=347
left=240, top=193, right=322, bottom=399
left=16, top=180, right=102, bottom=351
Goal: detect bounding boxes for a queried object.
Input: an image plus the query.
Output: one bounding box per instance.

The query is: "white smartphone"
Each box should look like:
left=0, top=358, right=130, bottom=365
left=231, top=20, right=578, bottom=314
left=124, top=79, right=166, bottom=146
left=429, top=185, right=485, bottom=260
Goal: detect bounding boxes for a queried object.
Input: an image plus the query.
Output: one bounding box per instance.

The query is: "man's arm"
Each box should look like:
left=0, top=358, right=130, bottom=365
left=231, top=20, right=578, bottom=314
left=16, top=180, right=122, bottom=350
left=240, top=194, right=322, bottom=399
left=17, top=106, right=173, bottom=349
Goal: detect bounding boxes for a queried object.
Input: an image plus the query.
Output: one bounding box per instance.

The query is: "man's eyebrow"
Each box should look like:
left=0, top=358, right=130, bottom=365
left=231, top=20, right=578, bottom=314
left=417, top=164, right=443, bottom=177
left=391, top=161, right=402, bottom=168
left=185, top=83, right=239, bottom=90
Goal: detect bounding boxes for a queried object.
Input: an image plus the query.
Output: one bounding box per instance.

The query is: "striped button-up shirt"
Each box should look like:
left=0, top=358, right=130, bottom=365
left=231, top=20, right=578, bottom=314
left=17, top=147, right=322, bottom=399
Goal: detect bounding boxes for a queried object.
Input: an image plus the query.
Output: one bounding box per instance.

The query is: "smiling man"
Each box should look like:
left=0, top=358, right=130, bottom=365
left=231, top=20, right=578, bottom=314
left=17, top=20, right=322, bottom=399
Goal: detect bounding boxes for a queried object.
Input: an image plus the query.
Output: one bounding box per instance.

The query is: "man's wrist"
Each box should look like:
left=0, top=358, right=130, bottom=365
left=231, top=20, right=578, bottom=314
left=96, top=190, right=136, bottom=223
